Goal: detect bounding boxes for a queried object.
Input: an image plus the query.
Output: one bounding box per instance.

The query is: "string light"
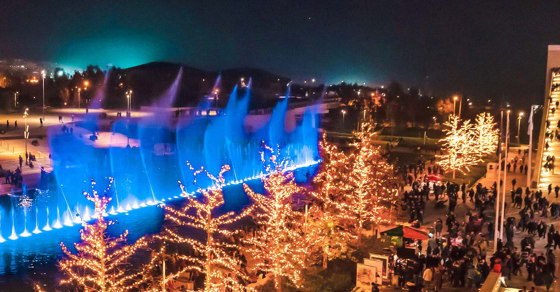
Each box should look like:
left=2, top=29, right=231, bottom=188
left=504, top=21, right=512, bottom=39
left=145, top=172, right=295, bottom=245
left=159, top=163, right=255, bottom=291
left=436, top=115, right=480, bottom=176
left=310, top=134, right=358, bottom=266
left=473, top=112, right=499, bottom=157
left=58, top=179, right=149, bottom=291
left=243, top=147, right=308, bottom=289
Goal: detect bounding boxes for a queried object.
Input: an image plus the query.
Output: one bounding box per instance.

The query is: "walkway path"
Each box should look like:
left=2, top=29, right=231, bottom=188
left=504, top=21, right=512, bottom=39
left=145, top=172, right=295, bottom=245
left=537, top=72, right=560, bottom=193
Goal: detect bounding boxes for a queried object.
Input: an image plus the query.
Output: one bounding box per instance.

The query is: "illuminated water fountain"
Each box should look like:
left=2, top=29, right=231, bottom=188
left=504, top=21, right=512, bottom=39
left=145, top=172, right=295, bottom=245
left=0, top=68, right=320, bottom=253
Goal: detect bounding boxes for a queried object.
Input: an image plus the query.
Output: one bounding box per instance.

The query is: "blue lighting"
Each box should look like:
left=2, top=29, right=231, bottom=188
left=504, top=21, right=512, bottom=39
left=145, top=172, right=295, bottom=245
left=0, top=70, right=321, bottom=254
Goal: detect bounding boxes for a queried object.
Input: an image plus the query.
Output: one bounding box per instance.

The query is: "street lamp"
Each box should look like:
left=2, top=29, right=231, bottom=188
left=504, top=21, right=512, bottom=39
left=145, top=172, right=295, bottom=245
left=23, top=108, right=29, bottom=165
left=77, top=87, right=81, bottom=109
left=126, top=90, right=133, bottom=118
left=14, top=91, right=18, bottom=108
left=517, top=112, right=524, bottom=144
left=341, top=109, right=347, bottom=127
left=453, top=95, right=459, bottom=116
left=527, top=105, right=540, bottom=188
left=499, top=110, right=511, bottom=242
left=214, top=88, right=219, bottom=106
left=41, top=70, right=46, bottom=121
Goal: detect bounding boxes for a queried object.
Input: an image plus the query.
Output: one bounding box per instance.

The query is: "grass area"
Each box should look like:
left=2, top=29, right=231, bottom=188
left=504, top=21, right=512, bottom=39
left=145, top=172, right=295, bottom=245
left=279, top=236, right=393, bottom=292
left=380, top=126, right=444, bottom=139
left=443, top=157, right=496, bottom=187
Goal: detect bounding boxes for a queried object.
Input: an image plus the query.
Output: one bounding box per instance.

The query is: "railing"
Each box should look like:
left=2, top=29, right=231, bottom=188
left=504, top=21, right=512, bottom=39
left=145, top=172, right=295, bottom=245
left=535, top=70, right=560, bottom=188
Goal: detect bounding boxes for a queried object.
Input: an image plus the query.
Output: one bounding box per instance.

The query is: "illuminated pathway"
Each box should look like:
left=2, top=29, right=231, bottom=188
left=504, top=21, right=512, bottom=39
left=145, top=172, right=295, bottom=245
left=537, top=70, right=560, bottom=194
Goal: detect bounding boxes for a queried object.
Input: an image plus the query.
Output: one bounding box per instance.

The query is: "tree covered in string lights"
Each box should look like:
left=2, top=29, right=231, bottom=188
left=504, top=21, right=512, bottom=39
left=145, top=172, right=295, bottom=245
left=159, top=163, right=255, bottom=291
left=347, top=122, right=399, bottom=242
left=473, top=112, right=499, bottom=157
left=436, top=115, right=480, bottom=178
left=310, top=135, right=357, bottom=267
left=58, top=179, right=149, bottom=292
left=243, top=147, right=308, bottom=290
left=302, top=205, right=355, bottom=269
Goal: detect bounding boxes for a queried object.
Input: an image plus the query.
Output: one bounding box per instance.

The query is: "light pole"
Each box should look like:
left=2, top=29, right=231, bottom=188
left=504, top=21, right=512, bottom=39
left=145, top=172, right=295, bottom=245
left=341, top=109, right=347, bottom=128
left=41, top=70, right=46, bottom=121
left=23, top=108, right=29, bottom=165
left=517, top=112, right=524, bottom=144
left=499, top=110, right=510, bottom=242
left=527, top=105, right=539, bottom=188
left=453, top=95, right=459, bottom=116
left=126, top=90, right=133, bottom=118
left=77, top=87, right=81, bottom=109
left=14, top=91, right=18, bottom=108
left=83, top=80, right=89, bottom=110
left=494, top=110, right=504, bottom=252
left=214, top=88, right=219, bottom=107
left=458, top=96, right=463, bottom=118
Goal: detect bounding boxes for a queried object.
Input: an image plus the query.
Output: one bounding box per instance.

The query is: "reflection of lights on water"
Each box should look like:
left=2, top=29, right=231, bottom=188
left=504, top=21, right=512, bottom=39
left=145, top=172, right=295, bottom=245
left=0, top=161, right=320, bottom=244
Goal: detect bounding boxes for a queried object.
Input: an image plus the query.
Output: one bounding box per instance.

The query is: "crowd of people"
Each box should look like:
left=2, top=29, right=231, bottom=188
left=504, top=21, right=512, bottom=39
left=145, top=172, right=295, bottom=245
left=389, top=159, right=558, bottom=292
left=0, top=165, right=23, bottom=187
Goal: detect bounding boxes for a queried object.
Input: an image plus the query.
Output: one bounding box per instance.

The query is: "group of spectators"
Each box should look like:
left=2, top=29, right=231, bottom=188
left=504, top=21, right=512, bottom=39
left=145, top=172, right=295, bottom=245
left=0, top=165, right=22, bottom=187
left=391, top=159, right=558, bottom=292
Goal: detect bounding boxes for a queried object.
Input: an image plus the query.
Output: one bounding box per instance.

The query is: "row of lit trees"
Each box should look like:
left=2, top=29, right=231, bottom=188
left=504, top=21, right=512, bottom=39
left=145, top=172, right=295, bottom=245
left=437, top=113, right=499, bottom=178
left=51, top=122, right=398, bottom=291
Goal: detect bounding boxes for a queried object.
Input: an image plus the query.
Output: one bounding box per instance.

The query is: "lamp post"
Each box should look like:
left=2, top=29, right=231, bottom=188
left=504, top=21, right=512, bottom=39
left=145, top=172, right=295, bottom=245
left=453, top=95, right=459, bottom=116
left=527, top=105, right=539, bottom=188
left=14, top=91, right=18, bottom=108
left=458, top=96, right=463, bottom=118
left=517, top=112, right=524, bottom=144
left=341, top=109, right=347, bottom=128
left=494, top=110, right=504, bottom=252
left=214, top=88, right=219, bottom=107
left=126, top=90, right=132, bottom=118
left=499, top=110, right=510, bottom=242
left=77, top=88, right=81, bottom=109
left=23, top=108, right=29, bottom=165
left=41, top=70, right=46, bottom=121
left=83, top=80, right=89, bottom=110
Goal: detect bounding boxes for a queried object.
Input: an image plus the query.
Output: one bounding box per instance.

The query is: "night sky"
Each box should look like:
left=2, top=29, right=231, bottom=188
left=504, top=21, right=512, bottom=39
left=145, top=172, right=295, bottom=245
left=2, top=0, right=560, bottom=105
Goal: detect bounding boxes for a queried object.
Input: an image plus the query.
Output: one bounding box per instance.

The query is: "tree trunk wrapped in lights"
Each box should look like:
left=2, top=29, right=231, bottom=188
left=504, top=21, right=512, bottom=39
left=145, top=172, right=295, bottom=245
left=436, top=115, right=480, bottom=178
left=473, top=112, right=499, bottom=157
left=310, top=135, right=357, bottom=266
left=58, top=179, right=149, bottom=292
left=243, top=148, right=307, bottom=290
left=313, top=126, right=398, bottom=245
left=302, top=205, right=355, bottom=269
left=348, top=123, right=399, bottom=241
left=160, top=164, right=255, bottom=291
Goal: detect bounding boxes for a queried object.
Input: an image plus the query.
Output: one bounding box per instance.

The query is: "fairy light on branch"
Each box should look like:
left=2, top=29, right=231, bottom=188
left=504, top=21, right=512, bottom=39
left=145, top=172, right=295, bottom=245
left=348, top=122, right=398, bottom=239
left=473, top=112, right=499, bottom=157
left=310, top=134, right=359, bottom=266
left=243, top=147, right=308, bottom=290
left=58, top=179, right=149, bottom=292
left=436, top=115, right=480, bottom=178
left=158, top=163, right=255, bottom=291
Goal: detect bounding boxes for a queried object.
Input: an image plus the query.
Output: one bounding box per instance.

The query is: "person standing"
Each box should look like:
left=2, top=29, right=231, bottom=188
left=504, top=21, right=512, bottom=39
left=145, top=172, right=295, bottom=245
left=433, top=265, right=443, bottom=292
left=422, top=267, right=433, bottom=290
left=18, top=155, right=23, bottom=168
